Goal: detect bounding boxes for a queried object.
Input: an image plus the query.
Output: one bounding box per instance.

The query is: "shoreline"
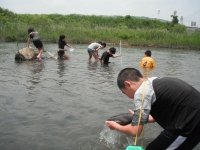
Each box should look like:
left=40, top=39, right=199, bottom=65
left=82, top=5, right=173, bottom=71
left=3, top=40, right=200, bottom=51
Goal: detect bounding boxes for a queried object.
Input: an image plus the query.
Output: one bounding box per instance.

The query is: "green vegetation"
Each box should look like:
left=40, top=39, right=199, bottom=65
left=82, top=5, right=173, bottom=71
left=0, top=7, right=200, bottom=50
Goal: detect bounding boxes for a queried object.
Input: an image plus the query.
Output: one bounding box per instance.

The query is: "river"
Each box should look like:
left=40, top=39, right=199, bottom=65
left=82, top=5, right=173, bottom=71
left=0, top=42, right=200, bottom=150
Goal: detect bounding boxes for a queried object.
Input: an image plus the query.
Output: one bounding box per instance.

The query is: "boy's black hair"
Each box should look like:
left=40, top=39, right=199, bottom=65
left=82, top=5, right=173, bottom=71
left=109, top=47, right=116, bottom=54
left=101, top=42, right=106, bottom=48
left=58, top=34, right=66, bottom=45
left=28, top=27, right=34, bottom=34
left=117, top=68, right=143, bottom=89
left=145, top=50, right=151, bottom=56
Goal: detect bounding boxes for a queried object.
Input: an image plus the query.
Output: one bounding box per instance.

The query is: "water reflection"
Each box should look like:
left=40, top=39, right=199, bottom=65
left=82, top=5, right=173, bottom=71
left=1, top=43, right=200, bottom=150
left=33, top=61, right=44, bottom=74
left=140, top=67, right=155, bottom=78
left=57, top=59, right=68, bottom=78
left=99, top=65, right=115, bottom=80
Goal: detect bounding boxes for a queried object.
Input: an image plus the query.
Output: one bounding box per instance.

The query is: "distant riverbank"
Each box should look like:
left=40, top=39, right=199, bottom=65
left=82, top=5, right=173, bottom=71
left=1, top=7, right=200, bottom=50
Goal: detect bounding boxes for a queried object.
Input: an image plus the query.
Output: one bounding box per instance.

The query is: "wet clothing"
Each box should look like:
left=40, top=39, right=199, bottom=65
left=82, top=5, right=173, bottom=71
left=100, top=51, right=113, bottom=64
left=140, top=56, right=156, bottom=68
left=131, top=77, right=200, bottom=149
left=29, top=32, right=43, bottom=48
left=58, top=41, right=67, bottom=57
left=87, top=43, right=101, bottom=54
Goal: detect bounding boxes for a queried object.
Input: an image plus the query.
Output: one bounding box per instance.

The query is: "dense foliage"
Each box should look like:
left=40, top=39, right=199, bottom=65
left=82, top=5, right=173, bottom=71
left=0, top=7, right=199, bottom=49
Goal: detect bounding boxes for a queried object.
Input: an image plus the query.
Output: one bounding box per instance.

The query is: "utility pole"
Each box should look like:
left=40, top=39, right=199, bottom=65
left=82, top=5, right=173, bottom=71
left=158, top=10, right=160, bottom=20
left=180, top=16, right=183, bottom=24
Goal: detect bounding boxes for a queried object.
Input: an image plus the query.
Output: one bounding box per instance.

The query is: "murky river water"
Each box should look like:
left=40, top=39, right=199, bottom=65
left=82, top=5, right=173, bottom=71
left=0, top=42, right=200, bottom=150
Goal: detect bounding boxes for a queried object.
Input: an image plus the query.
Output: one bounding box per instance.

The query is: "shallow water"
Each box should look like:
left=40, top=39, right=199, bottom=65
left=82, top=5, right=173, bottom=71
left=0, top=42, right=200, bottom=150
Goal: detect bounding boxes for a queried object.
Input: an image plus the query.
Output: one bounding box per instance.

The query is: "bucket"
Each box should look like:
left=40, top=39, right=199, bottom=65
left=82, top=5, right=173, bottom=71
left=69, top=48, right=74, bottom=51
left=125, top=146, right=145, bottom=150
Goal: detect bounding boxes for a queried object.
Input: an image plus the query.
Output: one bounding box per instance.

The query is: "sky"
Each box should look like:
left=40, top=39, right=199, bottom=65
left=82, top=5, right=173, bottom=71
left=1, top=0, right=200, bottom=26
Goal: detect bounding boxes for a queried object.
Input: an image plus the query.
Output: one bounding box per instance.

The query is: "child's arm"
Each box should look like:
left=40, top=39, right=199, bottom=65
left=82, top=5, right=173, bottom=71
left=112, top=53, right=122, bottom=58
left=95, top=46, right=102, bottom=52
left=66, top=43, right=73, bottom=48
left=148, top=115, right=155, bottom=123
left=27, top=38, right=31, bottom=48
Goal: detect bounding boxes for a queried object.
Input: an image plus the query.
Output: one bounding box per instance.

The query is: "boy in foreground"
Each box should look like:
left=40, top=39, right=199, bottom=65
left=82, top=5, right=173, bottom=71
left=106, top=68, right=200, bottom=150
left=100, top=47, right=122, bottom=65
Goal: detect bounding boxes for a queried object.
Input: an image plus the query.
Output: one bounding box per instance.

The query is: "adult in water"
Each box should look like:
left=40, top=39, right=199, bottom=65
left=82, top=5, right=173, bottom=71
left=106, top=68, right=200, bottom=150
left=27, top=27, right=44, bottom=60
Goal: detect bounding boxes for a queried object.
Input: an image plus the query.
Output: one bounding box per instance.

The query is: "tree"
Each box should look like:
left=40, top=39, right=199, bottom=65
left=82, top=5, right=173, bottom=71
left=171, top=10, right=179, bottom=24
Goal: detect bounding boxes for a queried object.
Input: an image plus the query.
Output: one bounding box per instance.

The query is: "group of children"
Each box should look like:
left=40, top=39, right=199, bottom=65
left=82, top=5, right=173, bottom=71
left=28, top=26, right=156, bottom=67
left=27, top=27, right=122, bottom=64
left=87, top=42, right=122, bottom=64
left=27, top=27, right=73, bottom=60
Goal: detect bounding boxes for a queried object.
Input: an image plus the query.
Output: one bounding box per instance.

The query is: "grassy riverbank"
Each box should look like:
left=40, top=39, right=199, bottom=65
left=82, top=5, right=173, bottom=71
left=1, top=7, right=200, bottom=50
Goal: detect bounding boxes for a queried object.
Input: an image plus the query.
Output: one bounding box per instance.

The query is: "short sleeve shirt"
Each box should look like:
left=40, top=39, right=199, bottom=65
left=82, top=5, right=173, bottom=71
left=100, top=51, right=113, bottom=64
left=140, top=57, right=156, bottom=68
left=59, top=41, right=67, bottom=49
left=29, top=32, right=40, bottom=41
left=88, top=43, right=101, bottom=50
left=131, top=77, right=157, bottom=126
left=131, top=77, right=200, bottom=136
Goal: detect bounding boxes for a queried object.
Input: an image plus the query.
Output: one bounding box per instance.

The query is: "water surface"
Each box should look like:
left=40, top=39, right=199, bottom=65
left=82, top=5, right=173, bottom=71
left=0, top=42, right=200, bottom=150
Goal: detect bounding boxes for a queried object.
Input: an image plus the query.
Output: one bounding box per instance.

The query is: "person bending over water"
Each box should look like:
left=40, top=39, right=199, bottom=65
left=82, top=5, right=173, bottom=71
left=106, top=68, right=200, bottom=150
left=100, top=47, right=122, bottom=65
left=87, top=42, right=106, bottom=62
left=58, top=34, right=73, bottom=59
left=27, top=27, right=44, bottom=60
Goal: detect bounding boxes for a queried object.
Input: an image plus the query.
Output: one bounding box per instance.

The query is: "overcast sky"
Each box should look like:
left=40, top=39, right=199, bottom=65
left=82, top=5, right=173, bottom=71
left=1, top=0, right=200, bottom=26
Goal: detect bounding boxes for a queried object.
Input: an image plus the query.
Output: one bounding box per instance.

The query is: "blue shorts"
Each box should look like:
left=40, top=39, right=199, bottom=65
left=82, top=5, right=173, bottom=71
left=88, top=48, right=95, bottom=54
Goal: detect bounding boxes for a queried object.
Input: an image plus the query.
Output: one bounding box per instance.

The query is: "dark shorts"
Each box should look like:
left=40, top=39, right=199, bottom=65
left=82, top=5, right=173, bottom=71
left=146, top=130, right=200, bottom=150
left=87, top=48, right=95, bottom=54
left=57, top=51, right=65, bottom=57
left=33, top=39, right=43, bottom=48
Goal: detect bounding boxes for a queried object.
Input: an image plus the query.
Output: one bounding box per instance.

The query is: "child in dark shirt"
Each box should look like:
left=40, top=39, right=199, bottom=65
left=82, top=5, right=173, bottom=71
left=100, top=47, right=122, bottom=64
left=58, top=34, right=73, bottom=59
